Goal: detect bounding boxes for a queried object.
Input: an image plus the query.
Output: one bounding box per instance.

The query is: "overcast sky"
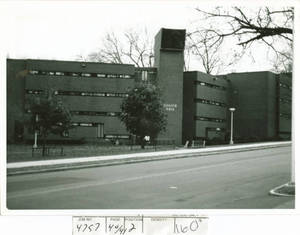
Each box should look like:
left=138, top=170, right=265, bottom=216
left=0, top=0, right=297, bottom=74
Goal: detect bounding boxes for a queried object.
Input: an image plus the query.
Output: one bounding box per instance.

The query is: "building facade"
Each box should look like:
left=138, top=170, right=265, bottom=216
left=7, top=28, right=292, bottom=145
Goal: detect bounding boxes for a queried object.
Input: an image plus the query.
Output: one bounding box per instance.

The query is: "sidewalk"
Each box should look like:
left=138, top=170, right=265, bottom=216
left=7, top=141, right=291, bottom=176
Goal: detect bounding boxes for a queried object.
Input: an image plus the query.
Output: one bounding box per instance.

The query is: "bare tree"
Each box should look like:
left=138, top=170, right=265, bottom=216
left=191, top=6, right=293, bottom=73
left=84, top=28, right=154, bottom=67
left=186, top=30, right=223, bottom=74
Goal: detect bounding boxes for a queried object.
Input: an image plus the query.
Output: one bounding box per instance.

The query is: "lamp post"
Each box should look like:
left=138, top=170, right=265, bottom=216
left=229, top=107, right=236, bottom=145
left=33, top=114, right=38, bottom=148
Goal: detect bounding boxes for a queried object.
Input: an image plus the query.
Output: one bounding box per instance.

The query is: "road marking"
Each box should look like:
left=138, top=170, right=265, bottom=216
left=7, top=152, right=288, bottom=200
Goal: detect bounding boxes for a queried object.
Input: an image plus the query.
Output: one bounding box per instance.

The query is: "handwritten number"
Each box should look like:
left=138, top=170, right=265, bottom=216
left=88, top=224, right=94, bottom=232
left=95, top=223, right=100, bottom=231
left=77, top=224, right=82, bottom=232
left=128, top=223, right=136, bottom=232
left=83, top=224, right=88, bottom=232
left=109, top=224, right=114, bottom=231
left=190, top=220, right=199, bottom=232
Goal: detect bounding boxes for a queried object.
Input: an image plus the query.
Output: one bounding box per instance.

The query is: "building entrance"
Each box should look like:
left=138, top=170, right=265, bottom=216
left=97, top=124, right=104, bottom=138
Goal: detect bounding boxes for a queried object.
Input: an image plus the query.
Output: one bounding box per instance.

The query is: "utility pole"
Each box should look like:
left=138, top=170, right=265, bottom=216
left=33, top=114, right=38, bottom=148
left=229, top=108, right=236, bottom=145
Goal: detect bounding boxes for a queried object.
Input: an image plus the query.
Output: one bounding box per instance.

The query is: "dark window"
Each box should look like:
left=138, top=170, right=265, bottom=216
left=105, top=134, right=130, bottom=139
left=25, top=89, right=43, bottom=95
left=29, top=70, right=39, bottom=75
left=280, top=113, right=291, bottom=119
left=27, top=70, right=132, bottom=79
left=194, top=81, right=227, bottom=91
left=279, top=83, right=292, bottom=90
left=194, top=98, right=227, bottom=107
left=82, top=73, right=91, bottom=77
left=61, top=130, right=69, bottom=137
left=97, top=74, right=106, bottom=78
left=279, top=98, right=291, bottom=104
left=194, top=116, right=226, bottom=123
left=72, top=122, right=102, bottom=127
left=55, top=72, right=64, bottom=76
left=107, top=74, right=117, bottom=78
left=56, top=90, right=127, bottom=98
left=71, top=110, right=120, bottom=117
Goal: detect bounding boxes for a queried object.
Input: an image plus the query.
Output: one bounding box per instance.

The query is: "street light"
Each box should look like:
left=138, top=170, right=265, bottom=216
left=33, top=114, right=38, bottom=148
left=229, top=107, right=236, bottom=145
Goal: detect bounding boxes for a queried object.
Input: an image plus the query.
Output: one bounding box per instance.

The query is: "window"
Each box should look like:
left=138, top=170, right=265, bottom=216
left=61, top=130, right=69, bottom=137
left=72, top=122, right=103, bottom=127
left=27, top=69, right=133, bottom=80
left=72, top=72, right=80, bottom=77
left=97, top=74, right=106, bottom=78
left=71, top=110, right=120, bottom=117
left=55, top=72, right=64, bottom=76
left=26, top=89, right=43, bottom=94
left=105, top=134, right=130, bottom=139
left=279, top=83, right=292, bottom=90
left=194, top=81, right=227, bottom=91
left=79, top=123, right=93, bottom=127
left=279, top=98, right=291, bottom=104
left=29, top=70, right=39, bottom=75
left=195, top=116, right=226, bottom=123
left=280, top=113, right=291, bottom=119
left=97, top=124, right=104, bottom=138
left=194, top=98, right=227, bottom=107
left=142, top=71, right=148, bottom=81
left=56, top=90, right=128, bottom=98
left=107, top=74, right=117, bottom=78
left=39, top=71, right=47, bottom=75
left=82, top=73, right=91, bottom=77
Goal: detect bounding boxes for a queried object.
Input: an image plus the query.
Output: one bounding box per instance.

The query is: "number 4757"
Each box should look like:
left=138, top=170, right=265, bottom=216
left=76, top=223, right=101, bottom=233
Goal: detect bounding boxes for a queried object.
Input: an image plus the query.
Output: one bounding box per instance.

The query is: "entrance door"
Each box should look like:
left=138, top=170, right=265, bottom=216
left=97, top=124, right=104, bottom=138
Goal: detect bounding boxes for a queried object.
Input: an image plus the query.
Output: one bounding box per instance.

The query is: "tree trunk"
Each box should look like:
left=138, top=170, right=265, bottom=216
left=140, top=136, right=145, bottom=149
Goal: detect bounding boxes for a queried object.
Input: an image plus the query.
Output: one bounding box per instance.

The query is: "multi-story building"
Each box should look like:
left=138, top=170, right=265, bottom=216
left=7, top=28, right=292, bottom=145
left=182, top=72, right=230, bottom=142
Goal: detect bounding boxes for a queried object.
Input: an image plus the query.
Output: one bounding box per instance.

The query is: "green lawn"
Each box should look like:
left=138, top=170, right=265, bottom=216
left=7, top=144, right=177, bottom=163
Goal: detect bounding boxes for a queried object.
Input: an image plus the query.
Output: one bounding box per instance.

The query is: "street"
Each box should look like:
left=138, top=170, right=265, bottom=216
left=7, top=146, right=293, bottom=209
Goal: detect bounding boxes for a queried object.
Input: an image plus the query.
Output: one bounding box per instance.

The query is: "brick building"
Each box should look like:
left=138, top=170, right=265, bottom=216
left=7, top=28, right=292, bottom=145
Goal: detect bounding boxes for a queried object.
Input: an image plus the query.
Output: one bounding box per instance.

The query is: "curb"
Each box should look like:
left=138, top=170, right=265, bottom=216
left=269, top=182, right=295, bottom=197
left=7, top=142, right=291, bottom=176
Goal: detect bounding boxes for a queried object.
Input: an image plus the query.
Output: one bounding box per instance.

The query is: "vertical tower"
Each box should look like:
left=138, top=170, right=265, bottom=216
left=154, top=28, right=186, bottom=144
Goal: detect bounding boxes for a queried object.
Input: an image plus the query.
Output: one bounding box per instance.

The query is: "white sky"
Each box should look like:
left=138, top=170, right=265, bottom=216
left=0, top=0, right=300, bottom=222
left=1, top=1, right=199, bottom=60
left=0, top=0, right=295, bottom=73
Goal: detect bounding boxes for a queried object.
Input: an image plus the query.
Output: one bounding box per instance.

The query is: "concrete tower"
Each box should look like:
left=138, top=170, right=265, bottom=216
left=154, top=28, right=186, bottom=144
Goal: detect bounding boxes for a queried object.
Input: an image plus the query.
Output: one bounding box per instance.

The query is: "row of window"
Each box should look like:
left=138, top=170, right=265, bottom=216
left=194, top=116, right=226, bottom=123
left=206, top=127, right=226, bottom=132
left=279, top=113, right=291, bottom=119
left=28, top=70, right=132, bottom=79
left=105, top=134, right=130, bottom=139
left=26, top=89, right=129, bottom=98
left=71, top=111, right=120, bottom=117
left=194, top=98, right=227, bottom=107
left=279, top=82, right=292, bottom=90
left=71, top=122, right=102, bottom=127
left=279, top=98, right=292, bottom=104
left=194, top=81, right=227, bottom=91
left=26, top=90, right=43, bottom=95
left=56, top=90, right=129, bottom=98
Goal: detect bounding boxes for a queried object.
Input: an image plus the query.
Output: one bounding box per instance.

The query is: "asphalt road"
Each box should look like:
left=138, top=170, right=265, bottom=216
left=7, top=146, right=294, bottom=209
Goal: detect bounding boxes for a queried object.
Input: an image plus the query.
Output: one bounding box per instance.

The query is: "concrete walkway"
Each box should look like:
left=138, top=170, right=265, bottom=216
left=6, top=141, right=291, bottom=176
